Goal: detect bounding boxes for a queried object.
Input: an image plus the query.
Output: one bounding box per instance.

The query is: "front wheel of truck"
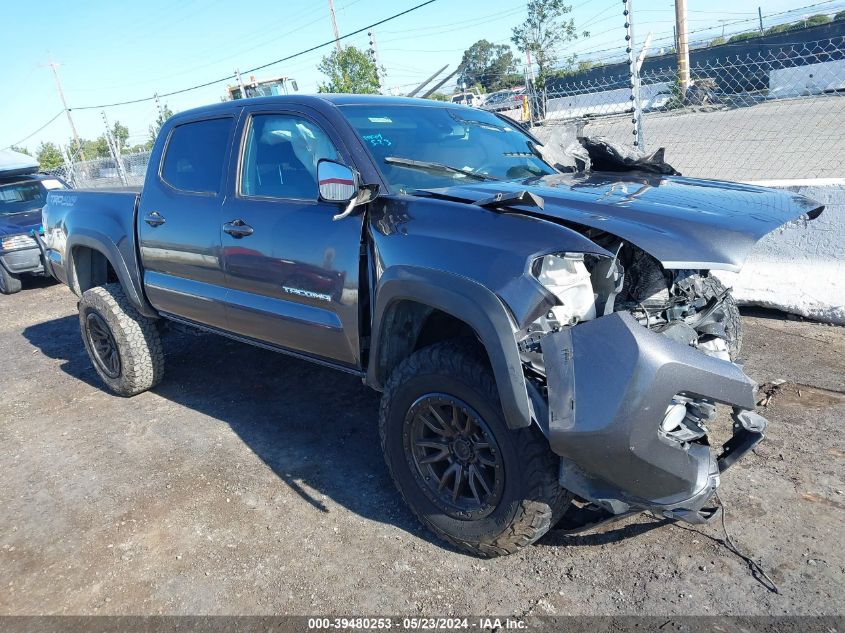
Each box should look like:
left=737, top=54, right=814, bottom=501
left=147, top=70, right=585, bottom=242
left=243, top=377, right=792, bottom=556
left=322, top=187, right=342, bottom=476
left=78, top=283, right=164, bottom=396
left=379, top=339, right=571, bottom=557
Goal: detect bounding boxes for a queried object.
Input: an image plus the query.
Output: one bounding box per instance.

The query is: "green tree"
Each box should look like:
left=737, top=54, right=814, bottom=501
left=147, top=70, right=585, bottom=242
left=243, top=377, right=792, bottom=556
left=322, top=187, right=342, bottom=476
left=112, top=121, right=129, bottom=154
left=458, top=40, right=517, bottom=92
left=426, top=92, right=449, bottom=101
left=727, top=31, right=758, bottom=43
left=148, top=104, right=174, bottom=148
left=511, top=0, right=585, bottom=87
left=80, top=137, right=111, bottom=159
left=800, top=13, right=833, bottom=27
left=318, top=45, right=381, bottom=94
left=36, top=142, right=64, bottom=170
left=762, top=15, right=831, bottom=36
left=10, top=145, right=31, bottom=156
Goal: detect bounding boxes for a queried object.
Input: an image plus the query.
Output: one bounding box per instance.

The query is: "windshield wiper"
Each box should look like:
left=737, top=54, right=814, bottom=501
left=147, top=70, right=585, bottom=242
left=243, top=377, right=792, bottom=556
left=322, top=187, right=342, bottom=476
left=384, top=156, right=499, bottom=181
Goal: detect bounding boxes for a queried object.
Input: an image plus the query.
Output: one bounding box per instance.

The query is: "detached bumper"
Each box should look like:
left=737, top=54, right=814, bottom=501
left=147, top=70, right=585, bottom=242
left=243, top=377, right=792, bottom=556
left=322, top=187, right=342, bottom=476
left=540, top=311, right=767, bottom=521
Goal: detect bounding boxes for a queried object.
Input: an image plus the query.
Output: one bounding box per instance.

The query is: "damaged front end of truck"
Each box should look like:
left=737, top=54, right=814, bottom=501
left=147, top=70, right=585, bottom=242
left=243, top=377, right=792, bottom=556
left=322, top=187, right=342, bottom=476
left=413, top=172, right=825, bottom=531
left=516, top=247, right=770, bottom=528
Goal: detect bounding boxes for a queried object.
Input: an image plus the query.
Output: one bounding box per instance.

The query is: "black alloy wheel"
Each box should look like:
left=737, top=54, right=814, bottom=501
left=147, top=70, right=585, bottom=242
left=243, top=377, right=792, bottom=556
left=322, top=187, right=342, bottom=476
left=84, top=311, right=121, bottom=378
left=405, top=393, right=504, bottom=520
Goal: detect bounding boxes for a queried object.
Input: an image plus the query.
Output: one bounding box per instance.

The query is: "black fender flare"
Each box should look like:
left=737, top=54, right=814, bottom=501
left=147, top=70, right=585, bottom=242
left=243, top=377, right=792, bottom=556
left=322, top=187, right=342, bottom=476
left=367, top=265, right=532, bottom=430
left=66, top=231, right=156, bottom=318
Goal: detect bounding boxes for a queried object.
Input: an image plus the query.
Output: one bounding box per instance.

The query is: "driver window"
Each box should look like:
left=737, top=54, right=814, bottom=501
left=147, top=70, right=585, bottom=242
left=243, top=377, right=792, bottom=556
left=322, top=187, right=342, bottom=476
left=241, top=114, right=340, bottom=199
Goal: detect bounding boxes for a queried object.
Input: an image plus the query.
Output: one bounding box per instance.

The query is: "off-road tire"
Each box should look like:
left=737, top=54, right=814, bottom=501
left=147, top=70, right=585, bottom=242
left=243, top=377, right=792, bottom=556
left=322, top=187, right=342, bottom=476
left=78, top=283, right=164, bottom=396
left=379, top=339, right=571, bottom=557
left=702, top=275, right=743, bottom=359
left=0, top=266, right=22, bottom=295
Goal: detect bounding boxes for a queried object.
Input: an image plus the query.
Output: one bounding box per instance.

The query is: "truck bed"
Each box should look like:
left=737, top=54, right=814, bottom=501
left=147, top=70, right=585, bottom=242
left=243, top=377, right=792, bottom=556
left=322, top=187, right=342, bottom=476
left=42, top=188, right=146, bottom=310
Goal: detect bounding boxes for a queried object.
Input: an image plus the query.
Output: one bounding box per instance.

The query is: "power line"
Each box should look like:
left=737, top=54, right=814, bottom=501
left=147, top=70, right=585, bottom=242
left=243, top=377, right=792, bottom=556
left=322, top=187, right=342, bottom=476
left=2, top=111, right=64, bottom=151
left=69, top=0, right=438, bottom=111
left=560, top=0, right=845, bottom=63
left=379, top=6, right=523, bottom=35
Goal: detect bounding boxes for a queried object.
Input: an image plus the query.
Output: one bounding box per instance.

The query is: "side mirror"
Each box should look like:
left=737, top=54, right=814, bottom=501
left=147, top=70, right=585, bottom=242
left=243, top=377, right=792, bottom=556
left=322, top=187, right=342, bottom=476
left=318, top=160, right=359, bottom=203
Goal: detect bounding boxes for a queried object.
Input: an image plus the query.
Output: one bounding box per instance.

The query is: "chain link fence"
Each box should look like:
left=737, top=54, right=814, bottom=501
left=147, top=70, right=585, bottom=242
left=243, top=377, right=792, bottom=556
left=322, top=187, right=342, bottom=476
left=45, top=151, right=151, bottom=189
left=42, top=37, right=845, bottom=187
left=540, top=36, right=845, bottom=181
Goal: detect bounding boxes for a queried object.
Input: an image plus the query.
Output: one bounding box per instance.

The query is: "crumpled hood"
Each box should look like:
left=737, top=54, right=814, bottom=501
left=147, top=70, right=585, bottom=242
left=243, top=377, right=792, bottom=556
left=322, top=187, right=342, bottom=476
left=0, top=209, right=42, bottom=238
left=428, top=172, right=824, bottom=272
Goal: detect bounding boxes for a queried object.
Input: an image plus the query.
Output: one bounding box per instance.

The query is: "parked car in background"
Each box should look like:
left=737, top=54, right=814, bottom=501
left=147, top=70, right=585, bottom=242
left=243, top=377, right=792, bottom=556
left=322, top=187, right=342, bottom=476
left=0, top=152, right=67, bottom=294
left=481, top=86, right=526, bottom=112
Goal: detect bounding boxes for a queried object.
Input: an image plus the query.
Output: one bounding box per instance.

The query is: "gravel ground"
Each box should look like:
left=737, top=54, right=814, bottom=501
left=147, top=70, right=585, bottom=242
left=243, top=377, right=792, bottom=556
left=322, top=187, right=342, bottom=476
left=1, top=279, right=843, bottom=616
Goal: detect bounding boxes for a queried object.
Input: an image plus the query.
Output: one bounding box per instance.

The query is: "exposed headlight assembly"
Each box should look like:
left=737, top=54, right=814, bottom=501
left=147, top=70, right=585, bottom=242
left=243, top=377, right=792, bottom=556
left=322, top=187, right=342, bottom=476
left=531, top=252, right=624, bottom=326
left=532, top=253, right=596, bottom=325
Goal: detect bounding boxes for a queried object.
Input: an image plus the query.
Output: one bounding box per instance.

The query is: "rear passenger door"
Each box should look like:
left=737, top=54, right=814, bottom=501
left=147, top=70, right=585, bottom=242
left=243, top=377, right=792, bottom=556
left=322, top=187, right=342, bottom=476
left=219, top=108, right=366, bottom=369
left=138, top=116, right=235, bottom=329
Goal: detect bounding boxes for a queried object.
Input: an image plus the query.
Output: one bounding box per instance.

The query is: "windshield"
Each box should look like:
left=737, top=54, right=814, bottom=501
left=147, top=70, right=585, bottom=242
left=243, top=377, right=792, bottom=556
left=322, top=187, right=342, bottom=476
left=338, top=104, right=555, bottom=191
left=0, top=180, right=49, bottom=216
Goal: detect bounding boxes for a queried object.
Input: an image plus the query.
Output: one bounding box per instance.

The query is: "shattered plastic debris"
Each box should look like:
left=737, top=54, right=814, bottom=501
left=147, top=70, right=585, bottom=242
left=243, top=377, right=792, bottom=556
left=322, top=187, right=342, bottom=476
left=569, top=136, right=681, bottom=176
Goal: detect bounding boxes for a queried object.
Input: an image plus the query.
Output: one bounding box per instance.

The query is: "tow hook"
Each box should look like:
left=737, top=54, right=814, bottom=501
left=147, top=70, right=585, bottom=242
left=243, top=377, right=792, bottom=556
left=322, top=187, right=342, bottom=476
left=663, top=505, right=720, bottom=525
left=718, top=409, right=768, bottom=473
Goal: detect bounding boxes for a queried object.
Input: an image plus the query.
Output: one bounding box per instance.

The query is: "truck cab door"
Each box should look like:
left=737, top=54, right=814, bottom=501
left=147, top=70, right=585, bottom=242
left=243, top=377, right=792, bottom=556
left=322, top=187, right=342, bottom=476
left=138, top=116, right=236, bottom=330
left=219, top=108, right=365, bottom=369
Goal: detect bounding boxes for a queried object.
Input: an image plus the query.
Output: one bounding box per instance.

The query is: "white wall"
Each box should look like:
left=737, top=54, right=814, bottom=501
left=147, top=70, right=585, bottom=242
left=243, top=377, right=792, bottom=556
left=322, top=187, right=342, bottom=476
left=769, top=59, right=845, bottom=98
left=545, top=82, right=672, bottom=120
left=714, top=180, right=845, bottom=325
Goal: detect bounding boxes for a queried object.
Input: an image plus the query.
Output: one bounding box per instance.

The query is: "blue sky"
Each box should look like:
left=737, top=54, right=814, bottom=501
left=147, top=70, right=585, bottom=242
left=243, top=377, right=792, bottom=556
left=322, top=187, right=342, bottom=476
left=1, top=0, right=838, bottom=153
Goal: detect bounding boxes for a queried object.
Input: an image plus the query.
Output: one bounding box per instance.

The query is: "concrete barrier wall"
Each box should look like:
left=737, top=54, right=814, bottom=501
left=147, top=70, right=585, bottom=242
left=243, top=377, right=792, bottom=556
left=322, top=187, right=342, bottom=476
left=714, top=179, right=845, bottom=325
left=545, top=82, right=672, bottom=120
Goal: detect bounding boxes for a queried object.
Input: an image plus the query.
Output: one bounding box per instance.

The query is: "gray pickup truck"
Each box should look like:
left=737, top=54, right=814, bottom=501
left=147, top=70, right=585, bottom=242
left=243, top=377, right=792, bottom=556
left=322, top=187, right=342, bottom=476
left=40, top=95, right=823, bottom=556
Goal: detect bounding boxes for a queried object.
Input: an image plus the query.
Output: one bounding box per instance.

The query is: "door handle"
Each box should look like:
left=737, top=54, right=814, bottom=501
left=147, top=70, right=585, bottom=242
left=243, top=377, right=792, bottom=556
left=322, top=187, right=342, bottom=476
left=144, top=211, right=166, bottom=227
left=223, top=219, right=254, bottom=238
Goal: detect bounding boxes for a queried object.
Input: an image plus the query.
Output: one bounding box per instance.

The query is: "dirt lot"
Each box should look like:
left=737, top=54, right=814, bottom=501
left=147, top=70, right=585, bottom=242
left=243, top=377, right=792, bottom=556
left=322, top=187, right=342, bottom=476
left=1, top=279, right=844, bottom=616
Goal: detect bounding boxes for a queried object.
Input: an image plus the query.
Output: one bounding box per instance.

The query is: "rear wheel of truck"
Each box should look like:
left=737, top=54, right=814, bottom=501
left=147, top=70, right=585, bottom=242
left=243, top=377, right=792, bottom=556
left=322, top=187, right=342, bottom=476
left=78, top=283, right=164, bottom=396
left=0, top=266, right=22, bottom=295
left=379, top=339, right=571, bottom=557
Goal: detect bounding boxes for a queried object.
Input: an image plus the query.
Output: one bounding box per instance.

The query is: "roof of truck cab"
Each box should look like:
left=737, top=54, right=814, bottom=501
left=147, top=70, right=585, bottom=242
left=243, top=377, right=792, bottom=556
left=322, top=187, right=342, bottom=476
left=171, top=94, right=473, bottom=121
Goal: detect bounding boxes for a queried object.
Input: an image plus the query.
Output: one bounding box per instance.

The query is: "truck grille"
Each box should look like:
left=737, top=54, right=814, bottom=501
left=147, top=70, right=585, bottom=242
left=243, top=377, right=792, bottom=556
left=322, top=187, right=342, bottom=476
left=0, top=234, right=37, bottom=251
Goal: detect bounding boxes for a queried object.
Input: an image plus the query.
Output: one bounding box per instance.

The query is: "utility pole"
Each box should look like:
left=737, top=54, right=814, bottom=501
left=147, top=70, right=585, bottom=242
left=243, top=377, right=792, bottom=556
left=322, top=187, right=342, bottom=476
left=758, top=7, right=765, bottom=35
left=48, top=60, right=85, bottom=160
left=674, top=0, right=690, bottom=95
left=328, top=0, right=342, bottom=54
